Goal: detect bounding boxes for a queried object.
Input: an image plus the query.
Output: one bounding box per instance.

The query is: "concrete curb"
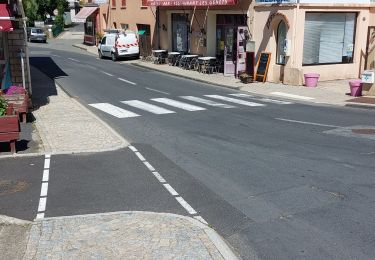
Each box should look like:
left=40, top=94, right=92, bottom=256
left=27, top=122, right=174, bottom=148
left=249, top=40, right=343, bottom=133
left=36, top=211, right=239, bottom=260
left=0, top=215, right=32, bottom=226
left=72, top=44, right=88, bottom=51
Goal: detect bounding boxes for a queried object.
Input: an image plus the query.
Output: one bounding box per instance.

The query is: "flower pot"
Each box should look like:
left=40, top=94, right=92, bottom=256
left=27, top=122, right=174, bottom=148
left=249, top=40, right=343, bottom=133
left=304, top=73, right=320, bottom=87
left=349, top=79, right=362, bottom=97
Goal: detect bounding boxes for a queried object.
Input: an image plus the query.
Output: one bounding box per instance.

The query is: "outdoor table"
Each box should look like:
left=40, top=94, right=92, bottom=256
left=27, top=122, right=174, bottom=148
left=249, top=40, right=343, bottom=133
left=180, top=55, right=199, bottom=69
left=167, top=52, right=181, bottom=66
left=198, top=57, right=217, bottom=74
left=198, top=56, right=216, bottom=61
left=152, top=50, right=167, bottom=64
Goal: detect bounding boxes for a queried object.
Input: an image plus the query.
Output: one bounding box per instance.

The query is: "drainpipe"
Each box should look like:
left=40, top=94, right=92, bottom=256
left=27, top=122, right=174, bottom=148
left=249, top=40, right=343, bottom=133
left=156, top=6, right=160, bottom=49
left=17, top=0, right=32, bottom=96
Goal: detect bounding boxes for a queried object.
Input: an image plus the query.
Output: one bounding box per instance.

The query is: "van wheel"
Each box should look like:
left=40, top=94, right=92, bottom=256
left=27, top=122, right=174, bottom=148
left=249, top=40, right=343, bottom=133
left=111, top=53, right=117, bottom=62
left=98, top=51, right=103, bottom=59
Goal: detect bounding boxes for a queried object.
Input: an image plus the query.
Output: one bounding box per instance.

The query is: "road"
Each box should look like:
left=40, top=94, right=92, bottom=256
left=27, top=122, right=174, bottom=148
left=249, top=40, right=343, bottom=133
left=5, top=39, right=375, bottom=259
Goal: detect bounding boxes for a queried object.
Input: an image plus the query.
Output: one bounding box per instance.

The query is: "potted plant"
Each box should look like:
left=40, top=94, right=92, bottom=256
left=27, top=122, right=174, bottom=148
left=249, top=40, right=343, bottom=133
left=0, top=95, right=20, bottom=153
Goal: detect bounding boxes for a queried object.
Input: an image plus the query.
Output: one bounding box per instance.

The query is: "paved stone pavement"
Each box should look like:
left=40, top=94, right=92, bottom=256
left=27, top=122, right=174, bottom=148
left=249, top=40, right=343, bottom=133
left=1, top=212, right=238, bottom=260
left=31, top=66, right=128, bottom=155
left=73, top=43, right=375, bottom=109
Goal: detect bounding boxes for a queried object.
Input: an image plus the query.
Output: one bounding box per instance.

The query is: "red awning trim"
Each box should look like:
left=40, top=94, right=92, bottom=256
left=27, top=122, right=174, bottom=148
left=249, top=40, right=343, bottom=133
left=73, top=6, right=98, bottom=23
left=147, top=0, right=237, bottom=6
left=0, top=4, right=14, bottom=32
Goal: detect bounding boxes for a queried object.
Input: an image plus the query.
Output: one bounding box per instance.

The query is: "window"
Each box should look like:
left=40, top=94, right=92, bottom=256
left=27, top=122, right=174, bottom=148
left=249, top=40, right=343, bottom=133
left=276, top=21, right=287, bottom=65
left=101, top=37, right=106, bottom=45
left=111, top=0, right=116, bottom=8
left=141, top=0, right=148, bottom=7
left=121, top=0, right=126, bottom=8
left=303, top=12, right=356, bottom=65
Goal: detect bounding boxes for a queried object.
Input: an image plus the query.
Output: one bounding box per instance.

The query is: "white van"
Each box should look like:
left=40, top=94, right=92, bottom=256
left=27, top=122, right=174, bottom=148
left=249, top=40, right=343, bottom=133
left=98, top=31, right=139, bottom=61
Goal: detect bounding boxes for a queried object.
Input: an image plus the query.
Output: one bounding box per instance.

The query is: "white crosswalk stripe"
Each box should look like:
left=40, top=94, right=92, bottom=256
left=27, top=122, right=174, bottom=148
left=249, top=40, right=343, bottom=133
left=89, top=103, right=140, bottom=118
left=180, top=96, right=235, bottom=108
left=151, top=98, right=206, bottom=111
left=121, top=100, right=175, bottom=114
left=229, top=93, right=293, bottom=104
left=204, top=95, right=265, bottom=107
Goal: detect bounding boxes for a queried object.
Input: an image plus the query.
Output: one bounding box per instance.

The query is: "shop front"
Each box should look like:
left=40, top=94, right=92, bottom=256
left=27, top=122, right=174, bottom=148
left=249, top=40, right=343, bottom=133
left=0, top=3, right=14, bottom=90
left=253, top=0, right=372, bottom=85
left=74, top=4, right=99, bottom=45
left=147, top=0, right=253, bottom=76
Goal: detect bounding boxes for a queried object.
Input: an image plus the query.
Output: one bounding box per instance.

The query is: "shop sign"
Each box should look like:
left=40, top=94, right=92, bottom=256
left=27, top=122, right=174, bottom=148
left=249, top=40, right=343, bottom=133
left=147, top=0, right=237, bottom=6
left=93, top=0, right=109, bottom=4
left=256, top=0, right=296, bottom=3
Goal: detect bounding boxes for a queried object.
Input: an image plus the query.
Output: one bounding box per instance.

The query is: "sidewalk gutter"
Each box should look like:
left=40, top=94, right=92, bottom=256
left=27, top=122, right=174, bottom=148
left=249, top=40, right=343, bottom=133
left=131, top=62, right=241, bottom=90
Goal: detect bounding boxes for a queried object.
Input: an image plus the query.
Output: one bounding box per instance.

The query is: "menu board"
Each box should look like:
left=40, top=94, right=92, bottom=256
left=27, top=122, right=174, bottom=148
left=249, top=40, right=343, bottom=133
left=255, top=52, right=271, bottom=82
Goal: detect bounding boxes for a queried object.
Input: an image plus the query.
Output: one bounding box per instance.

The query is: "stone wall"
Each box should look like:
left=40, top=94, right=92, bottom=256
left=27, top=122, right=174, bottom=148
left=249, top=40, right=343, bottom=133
left=7, top=27, right=29, bottom=90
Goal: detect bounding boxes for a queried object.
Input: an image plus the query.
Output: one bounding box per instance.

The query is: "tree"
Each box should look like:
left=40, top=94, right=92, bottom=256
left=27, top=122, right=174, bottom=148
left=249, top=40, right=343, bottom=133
left=22, top=0, right=68, bottom=26
left=22, top=0, right=41, bottom=26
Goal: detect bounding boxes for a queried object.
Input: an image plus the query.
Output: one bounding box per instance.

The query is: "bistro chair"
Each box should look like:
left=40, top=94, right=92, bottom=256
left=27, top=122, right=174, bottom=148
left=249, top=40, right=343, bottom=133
left=188, top=58, right=199, bottom=71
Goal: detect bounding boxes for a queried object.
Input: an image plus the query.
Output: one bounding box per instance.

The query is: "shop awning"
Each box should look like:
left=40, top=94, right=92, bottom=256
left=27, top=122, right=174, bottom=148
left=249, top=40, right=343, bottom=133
left=0, top=4, right=14, bottom=32
left=146, top=0, right=237, bottom=6
left=73, top=6, right=98, bottom=23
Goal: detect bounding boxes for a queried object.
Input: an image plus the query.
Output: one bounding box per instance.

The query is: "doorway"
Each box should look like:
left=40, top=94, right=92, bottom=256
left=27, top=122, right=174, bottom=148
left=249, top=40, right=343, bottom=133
left=172, top=13, right=189, bottom=54
left=216, top=14, right=247, bottom=76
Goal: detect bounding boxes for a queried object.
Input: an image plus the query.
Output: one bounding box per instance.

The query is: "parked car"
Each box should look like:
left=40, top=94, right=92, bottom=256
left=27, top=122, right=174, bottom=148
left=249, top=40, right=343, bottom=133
left=98, top=31, right=139, bottom=61
left=27, top=27, right=47, bottom=43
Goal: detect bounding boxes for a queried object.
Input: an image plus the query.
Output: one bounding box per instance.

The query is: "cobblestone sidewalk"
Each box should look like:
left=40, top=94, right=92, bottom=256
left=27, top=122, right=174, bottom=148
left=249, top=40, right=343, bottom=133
left=1, top=212, right=238, bottom=260
left=31, top=66, right=128, bottom=154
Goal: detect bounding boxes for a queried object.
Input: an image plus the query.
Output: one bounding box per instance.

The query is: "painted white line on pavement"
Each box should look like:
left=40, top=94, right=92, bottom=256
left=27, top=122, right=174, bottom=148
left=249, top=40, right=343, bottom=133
left=135, top=151, right=146, bottom=161
left=152, top=98, right=206, bottom=111
left=68, top=58, right=80, bottom=62
left=275, top=118, right=341, bottom=128
left=143, top=161, right=156, bottom=171
left=38, top=197, right=47, bottom=212
left=44, top=158, right=50, bottom=169
left=129, top=146, right=203, bottom=218
left=175, top=197, right=197, bottom=215
left=35, top=213, right=45, bottom=220
left=122, top=100, right=175, bottom=114
left=36, top=154, right=51, bottom=220
left=229, top=93, right=293, bottom=105
left=101, top=71, right=114, bottom=77
left=194, top=216, right=208, bottom=225
left=128, top=145, right=138, bottom=152
left=42, top=169, right=49, bottom=182
left=118, top=77, right=137, bottom=85
left=40, top=183, right=48, bottom=197
left=205, top=95, right=265, bottom=107
left=164, top=184, right=179, bottom=196
left=145, top=87, right=170, bottom=95
left=180, top=96, right=235, bottom=108
left=89, top=103, right=140, bottom=118
left=271, top=92, right=315, bottom=100
left=152, top=171, right=166, bottom=183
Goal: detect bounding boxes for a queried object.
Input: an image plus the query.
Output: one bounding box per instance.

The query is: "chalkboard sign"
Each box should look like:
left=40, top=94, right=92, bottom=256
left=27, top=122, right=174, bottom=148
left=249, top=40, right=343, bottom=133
left=245, top=52, right=255, bottom=79
left=255, top=52, right=271, bottom=82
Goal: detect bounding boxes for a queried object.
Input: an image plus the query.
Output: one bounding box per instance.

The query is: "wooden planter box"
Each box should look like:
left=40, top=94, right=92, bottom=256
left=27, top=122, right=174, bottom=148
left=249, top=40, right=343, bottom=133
left=0, top=115, right=20, bottom=153
left=3, top=93, right=29, bottom=122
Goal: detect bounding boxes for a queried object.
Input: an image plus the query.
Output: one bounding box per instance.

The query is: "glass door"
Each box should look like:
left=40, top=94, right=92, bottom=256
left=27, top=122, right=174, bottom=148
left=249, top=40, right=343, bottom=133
left=172, top=13, right=189, bottom=54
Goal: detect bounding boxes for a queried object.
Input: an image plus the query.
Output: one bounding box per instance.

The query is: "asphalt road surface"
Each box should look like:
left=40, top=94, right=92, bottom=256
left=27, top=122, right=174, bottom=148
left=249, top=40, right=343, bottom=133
left=16, top=41, right=375, bottom=259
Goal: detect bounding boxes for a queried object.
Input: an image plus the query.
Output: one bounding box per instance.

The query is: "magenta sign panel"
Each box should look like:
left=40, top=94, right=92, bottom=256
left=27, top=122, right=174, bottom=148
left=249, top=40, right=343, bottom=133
left=147, top=0, right=237, bottom=6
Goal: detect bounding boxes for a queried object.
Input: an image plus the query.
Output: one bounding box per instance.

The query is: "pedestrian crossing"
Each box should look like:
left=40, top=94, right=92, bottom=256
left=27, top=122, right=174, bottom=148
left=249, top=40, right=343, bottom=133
left=89, top=94, right=292, bottom=119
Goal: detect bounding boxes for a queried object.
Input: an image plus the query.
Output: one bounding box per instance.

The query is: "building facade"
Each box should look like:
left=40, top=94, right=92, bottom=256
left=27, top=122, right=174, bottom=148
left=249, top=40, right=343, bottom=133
left=253, top=0, right=375, bottom=85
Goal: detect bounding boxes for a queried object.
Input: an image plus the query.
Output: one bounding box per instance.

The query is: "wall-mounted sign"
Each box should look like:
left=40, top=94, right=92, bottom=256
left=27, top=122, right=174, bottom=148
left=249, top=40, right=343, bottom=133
left=256, top=0, right=296, bottom=3
left=147, top=0, right=237, bottom=6
left=93, top=0, right=109, bottom=4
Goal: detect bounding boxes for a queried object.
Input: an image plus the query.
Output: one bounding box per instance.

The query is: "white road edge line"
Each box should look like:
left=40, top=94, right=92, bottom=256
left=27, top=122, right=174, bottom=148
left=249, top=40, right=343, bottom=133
left=36, top=154, right=51, bottom=220
left=271, top=92, right=315, bottom=100
left=135, top=152, right=146, bottom=161
left=68, top=58, right=80, bottom=62
left=175, top=197, right=197, bottom=215
left=145, top=87, right=170, bottom=95
left=101, top=71, right=114, bottom=77
left=129, top=147, right=203, bottom=219
left=143, top=161, right=156, bottom=171
left=118, top=77, right=137, bottom=85
left=275, top=118, right=342, bottom=128
left=163, top=184, right=179, bottom=196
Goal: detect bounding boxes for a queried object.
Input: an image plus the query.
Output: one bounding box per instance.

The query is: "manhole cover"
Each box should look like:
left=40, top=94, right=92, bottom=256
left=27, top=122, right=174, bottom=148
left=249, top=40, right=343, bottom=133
left=0, top=180, right=29, bottom=196
left=352, top=129, right=375, bottom=135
